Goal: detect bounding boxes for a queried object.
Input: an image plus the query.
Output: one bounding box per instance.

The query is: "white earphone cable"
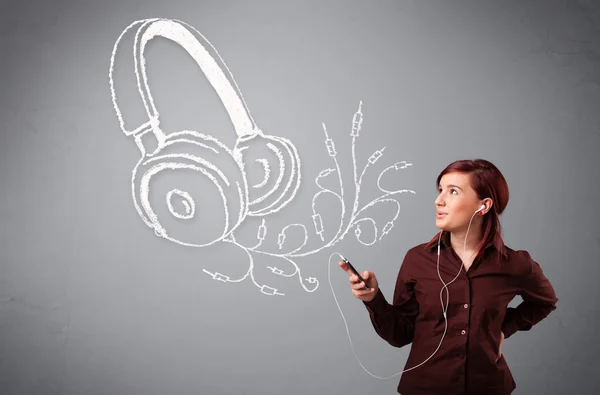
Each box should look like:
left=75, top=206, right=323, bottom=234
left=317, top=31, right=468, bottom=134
left=329, top=207, right=482, bottom=379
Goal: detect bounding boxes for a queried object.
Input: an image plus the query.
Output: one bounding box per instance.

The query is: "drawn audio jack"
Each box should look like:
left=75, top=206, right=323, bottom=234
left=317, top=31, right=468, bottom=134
left=350, top=101, right=363, bottom=137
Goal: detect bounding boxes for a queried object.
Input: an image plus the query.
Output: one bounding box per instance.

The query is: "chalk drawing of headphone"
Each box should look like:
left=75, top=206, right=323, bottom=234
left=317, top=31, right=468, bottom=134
left=109, top=18, right=301, bottom=247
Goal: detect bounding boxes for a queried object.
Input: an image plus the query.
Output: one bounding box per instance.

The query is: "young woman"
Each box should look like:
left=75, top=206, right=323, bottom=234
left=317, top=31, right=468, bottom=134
left=340, top=159, right=558, bottom=395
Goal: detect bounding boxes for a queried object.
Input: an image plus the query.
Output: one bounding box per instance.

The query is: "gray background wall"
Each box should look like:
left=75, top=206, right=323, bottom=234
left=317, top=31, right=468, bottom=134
left=1, top=1, right=599, bottom=394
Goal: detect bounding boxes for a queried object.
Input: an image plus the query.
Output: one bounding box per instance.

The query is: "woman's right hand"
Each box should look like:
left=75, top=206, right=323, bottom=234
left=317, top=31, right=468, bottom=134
left=339, top=261, right=379, bottom=302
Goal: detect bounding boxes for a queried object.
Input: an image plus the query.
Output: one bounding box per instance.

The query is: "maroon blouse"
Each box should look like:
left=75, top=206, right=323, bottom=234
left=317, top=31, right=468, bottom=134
left=363, top=233, right=558, bottom=395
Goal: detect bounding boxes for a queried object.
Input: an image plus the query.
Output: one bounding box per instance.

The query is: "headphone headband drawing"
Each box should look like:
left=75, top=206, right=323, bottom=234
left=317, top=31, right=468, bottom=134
left=109, top=18, right=302, bottom=247
left=120, top=18, right=254, bottom=141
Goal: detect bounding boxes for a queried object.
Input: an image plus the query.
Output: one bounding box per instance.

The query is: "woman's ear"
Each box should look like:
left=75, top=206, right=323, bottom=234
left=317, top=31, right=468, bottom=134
left=481, top=198, right=493, bottom=214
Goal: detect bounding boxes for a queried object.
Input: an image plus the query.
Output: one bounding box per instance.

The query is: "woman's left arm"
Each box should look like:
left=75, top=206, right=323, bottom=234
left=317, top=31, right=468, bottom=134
left=501, top=252, right=559, bottom=339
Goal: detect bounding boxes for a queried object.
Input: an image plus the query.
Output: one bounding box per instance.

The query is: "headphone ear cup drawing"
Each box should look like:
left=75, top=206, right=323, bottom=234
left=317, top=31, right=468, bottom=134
left=233, top=130, right=301, bottom=216
left=109, top=18, right=301, bottom=246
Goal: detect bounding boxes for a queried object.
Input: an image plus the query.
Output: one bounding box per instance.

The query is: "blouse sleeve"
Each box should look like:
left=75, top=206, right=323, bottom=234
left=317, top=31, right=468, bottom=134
left=363, top=251, right=419, bottom=348
left=502, top=251, right=558, bottom=339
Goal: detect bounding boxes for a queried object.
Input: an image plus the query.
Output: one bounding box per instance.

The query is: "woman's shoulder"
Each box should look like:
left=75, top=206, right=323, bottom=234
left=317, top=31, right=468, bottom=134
left=503, top=244, right=535, bottom=260
left=501, top=245, right=541, bottom=276
left=402, top=241, right=437, bottom=261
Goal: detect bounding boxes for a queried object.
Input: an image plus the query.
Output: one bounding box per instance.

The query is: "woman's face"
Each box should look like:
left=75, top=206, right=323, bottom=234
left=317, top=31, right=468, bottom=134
left=435, top=172, right=485, bottom=233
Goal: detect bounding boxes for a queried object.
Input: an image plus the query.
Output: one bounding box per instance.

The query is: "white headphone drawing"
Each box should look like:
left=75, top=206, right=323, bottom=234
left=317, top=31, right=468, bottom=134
left=109, top=18, right=301, bottom=247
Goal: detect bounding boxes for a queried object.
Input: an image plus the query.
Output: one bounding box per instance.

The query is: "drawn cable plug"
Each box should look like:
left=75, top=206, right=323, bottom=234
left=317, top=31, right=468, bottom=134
left=368, top=147, right=386, bottom=165
left=350, top=101, right=363, bottom=137
left=267, top=266, right=284, bottom=276
left=260, top=284, right=283, bottom=296
left=322, top=123, right=337, bottom=157
left=380, top=221, right=394, bottom=239
left=257, top=219, right=267, bottom=241
left=277, top=232, right=286, bottom=250
left=203, top=269, right=230, bottom=282
left=312, top=213, right=325, bottom=241
left=394, top=161, right=412, bottom=170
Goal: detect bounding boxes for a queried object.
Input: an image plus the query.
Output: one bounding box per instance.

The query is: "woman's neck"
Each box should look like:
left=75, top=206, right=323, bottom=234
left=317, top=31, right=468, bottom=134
left=450, top=227, right=483, bottom=256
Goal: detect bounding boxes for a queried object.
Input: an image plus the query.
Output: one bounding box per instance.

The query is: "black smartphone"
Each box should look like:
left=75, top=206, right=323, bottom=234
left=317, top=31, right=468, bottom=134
left=342, top=257, right=370, bottom=290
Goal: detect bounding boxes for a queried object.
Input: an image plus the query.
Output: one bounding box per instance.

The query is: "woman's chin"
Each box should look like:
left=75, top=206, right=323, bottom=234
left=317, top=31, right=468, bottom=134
left=435, top=221, right=453, bottom=232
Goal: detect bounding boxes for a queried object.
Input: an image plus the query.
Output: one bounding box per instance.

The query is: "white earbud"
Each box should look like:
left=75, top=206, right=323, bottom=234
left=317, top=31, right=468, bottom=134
left=476, top=204, right=486, bottom=213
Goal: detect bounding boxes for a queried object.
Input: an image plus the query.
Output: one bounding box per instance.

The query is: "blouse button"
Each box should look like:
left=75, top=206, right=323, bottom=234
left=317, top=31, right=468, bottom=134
left=463, top=304, right=468, bottom=308
left=461, top=330, right=466, bottom=335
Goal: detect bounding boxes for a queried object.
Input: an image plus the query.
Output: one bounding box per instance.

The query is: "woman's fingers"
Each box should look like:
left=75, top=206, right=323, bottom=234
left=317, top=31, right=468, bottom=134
left=339, top=262, right=378, bottom=301
left=351, top=281, right=368, bottom=290
left=353, top=287, right=375, bottom=295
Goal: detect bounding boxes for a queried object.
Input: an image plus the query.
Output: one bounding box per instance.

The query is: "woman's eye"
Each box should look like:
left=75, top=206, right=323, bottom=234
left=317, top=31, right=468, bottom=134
left=451, top=189, right=458, bottom=195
